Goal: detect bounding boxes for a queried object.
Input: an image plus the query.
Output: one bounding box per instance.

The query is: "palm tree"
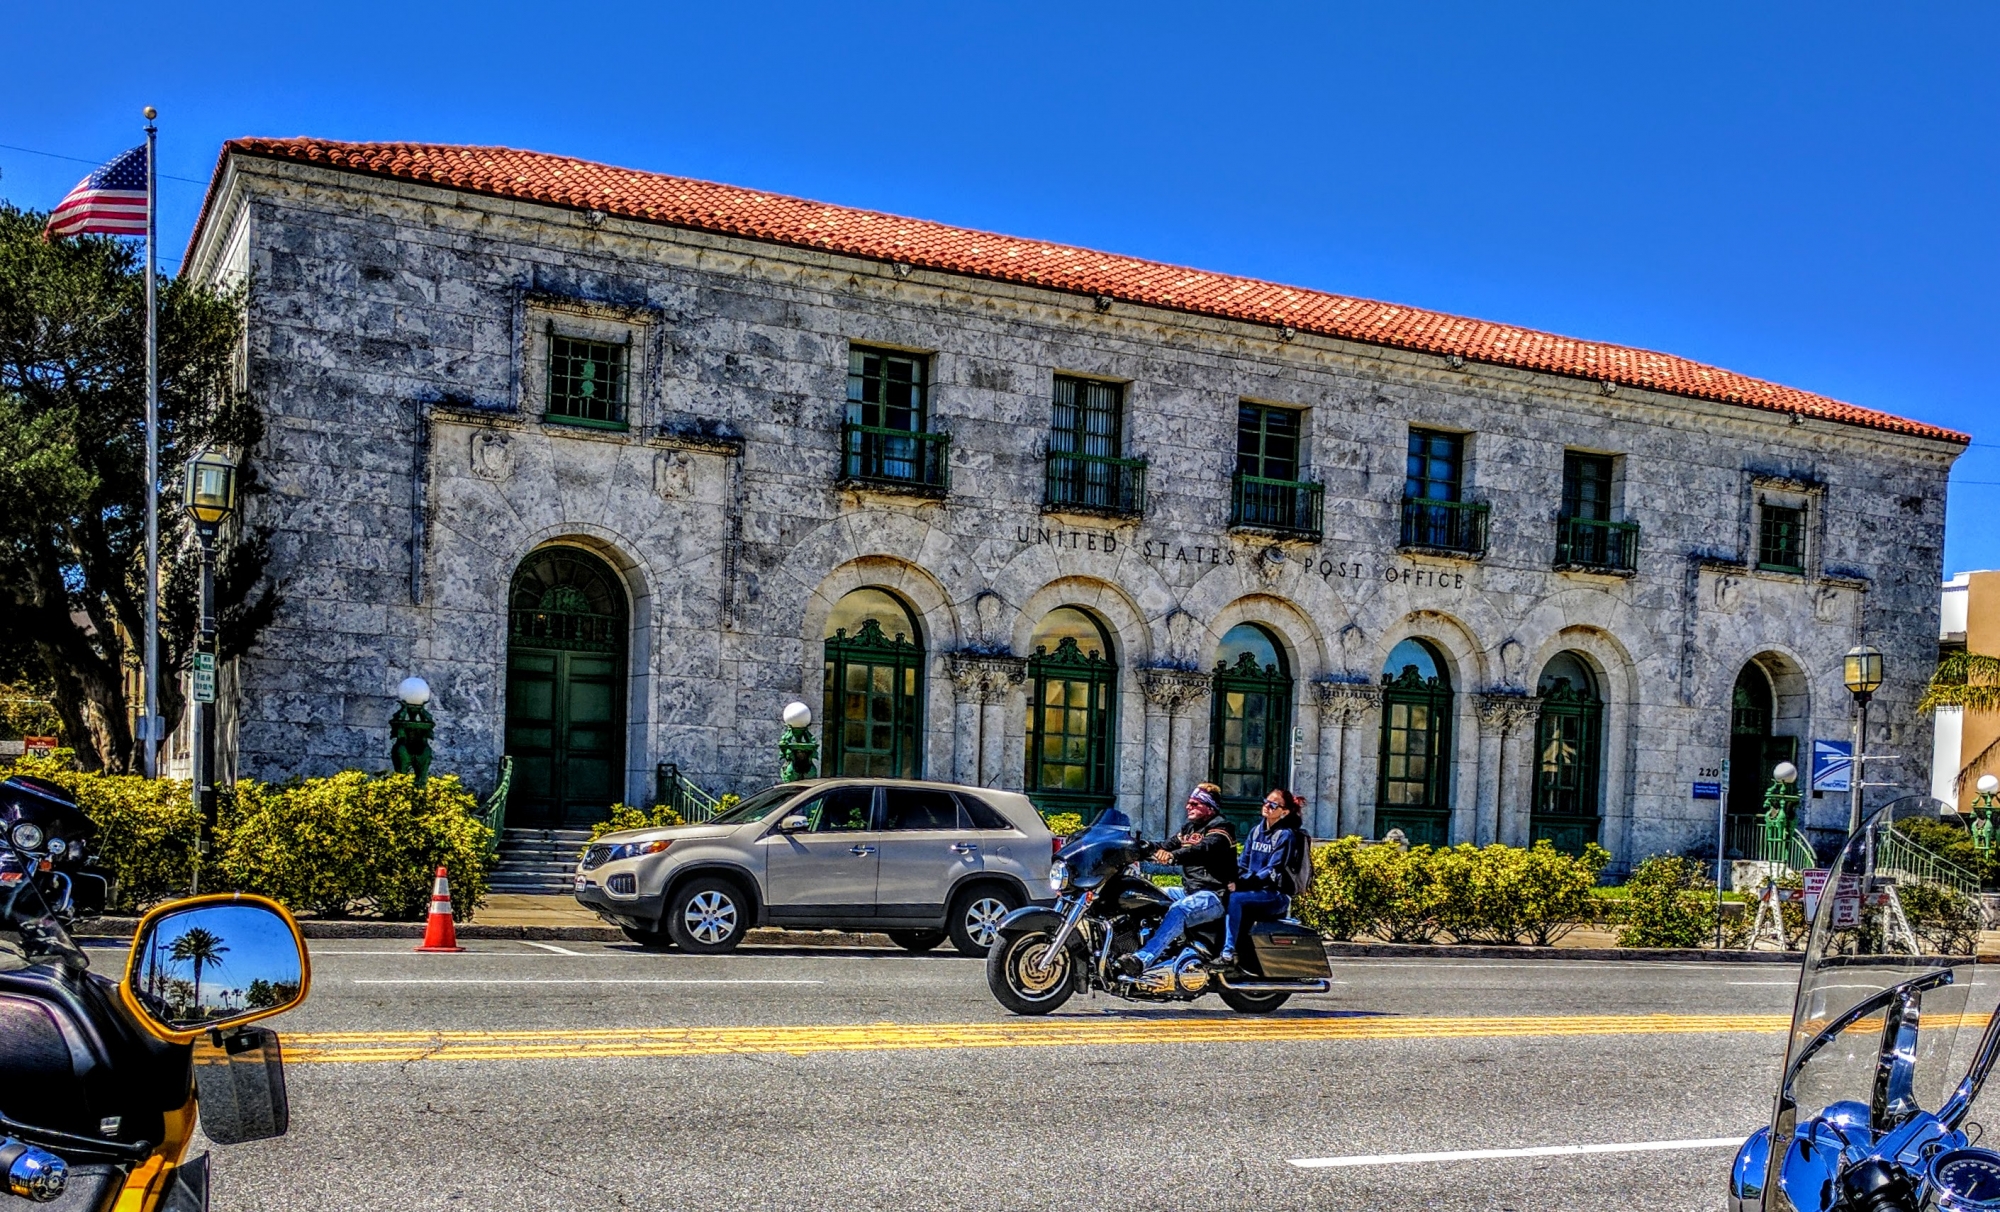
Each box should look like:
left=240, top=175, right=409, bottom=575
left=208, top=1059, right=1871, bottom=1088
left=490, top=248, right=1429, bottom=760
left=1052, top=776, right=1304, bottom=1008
left=1921, top=653, right=2000, bottom=795
left=168, top=927, right=229, bottom=1015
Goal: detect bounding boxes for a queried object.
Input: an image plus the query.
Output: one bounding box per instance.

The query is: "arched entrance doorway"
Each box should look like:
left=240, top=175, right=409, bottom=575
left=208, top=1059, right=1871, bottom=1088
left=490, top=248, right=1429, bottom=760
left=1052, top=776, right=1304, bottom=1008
left=1024, top=607, right=1116, bottom=819
left=823, top=588, right=925, bottom=778
left=1730, top=662, right=1795, bottom=830
left=1209, top=623, right=1293, bottom=831
left=1378, top=637, right=1453, bottom=846
left=1531, top=651, right=1603, bottom=854
left=505, top=546, right=628, bottom=827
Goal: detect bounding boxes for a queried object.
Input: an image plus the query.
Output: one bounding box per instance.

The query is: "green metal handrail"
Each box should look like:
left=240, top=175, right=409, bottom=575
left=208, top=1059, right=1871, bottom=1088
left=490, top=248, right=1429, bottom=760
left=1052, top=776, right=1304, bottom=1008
left=1400, top=496, right=1490, bottom=555
left=1044, top=448, right=1147, bottom=516
left=656, top=762, right=724, bottom=823
left=840, top=420, right=950, bottom=493
left=1230, top=473, right=1324, bottom=539
left=478, top=756, right=512, bottom=851
left=1880, top=827, right=1983, bottom=897
left=1554, top=516, right=1640, bottom=572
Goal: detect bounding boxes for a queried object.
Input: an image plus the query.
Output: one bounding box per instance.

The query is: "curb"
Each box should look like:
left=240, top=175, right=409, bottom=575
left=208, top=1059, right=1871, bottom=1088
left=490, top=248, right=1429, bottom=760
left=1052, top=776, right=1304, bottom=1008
left=1323, top=941, right=1800, bottom=963
left=72, top=918, right=894, bottom=949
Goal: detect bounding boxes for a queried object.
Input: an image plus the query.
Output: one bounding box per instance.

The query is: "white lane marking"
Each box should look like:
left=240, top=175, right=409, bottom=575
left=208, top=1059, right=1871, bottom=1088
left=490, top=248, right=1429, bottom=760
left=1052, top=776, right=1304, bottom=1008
left=351, top=978, right=825, bottom=986
left=517, top=941, right=589, bottom=956
left=1730, top=981, right=1796, bottom=986
left=1291, top=1136, right=1747, bottom=1169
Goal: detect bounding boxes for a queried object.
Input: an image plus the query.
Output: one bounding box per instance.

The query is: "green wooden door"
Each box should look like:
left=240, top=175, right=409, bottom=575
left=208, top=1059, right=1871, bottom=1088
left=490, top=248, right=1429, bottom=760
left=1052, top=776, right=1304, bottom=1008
left=1377, top=667, right=1453, bottom=846
left=1529, top=679, right=1603, bottom=855
left=505, top=548, right=627, bottom=828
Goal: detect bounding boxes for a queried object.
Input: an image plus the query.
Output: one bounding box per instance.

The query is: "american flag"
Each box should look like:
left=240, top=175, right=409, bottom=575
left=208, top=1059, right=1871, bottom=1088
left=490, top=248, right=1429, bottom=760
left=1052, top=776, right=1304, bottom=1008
left=44, top=144, right=149, bottom=238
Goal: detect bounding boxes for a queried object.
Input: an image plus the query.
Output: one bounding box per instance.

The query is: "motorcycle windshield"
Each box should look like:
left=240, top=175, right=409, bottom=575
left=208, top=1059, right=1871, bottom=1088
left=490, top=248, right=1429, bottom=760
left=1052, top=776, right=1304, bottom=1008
left=1055, top=815, right=1138, bottom=883
left=1774, top=803, right=1996, bottom=1161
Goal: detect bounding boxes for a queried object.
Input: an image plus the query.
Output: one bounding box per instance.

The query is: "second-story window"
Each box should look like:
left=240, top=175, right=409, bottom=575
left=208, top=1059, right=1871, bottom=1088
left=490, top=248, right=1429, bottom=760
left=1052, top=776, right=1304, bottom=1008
left=1045, top=376, right=1144, bottom=516
left=1230, top=403, right=1321, bottom=538
left=1400, top=427, right=1488, bottom=555
left=1758, top=501, right=1807, bottom=573
left=843, top=346, right=948, bottom=493
left=1555, top=452, right=1637, bottom=572
left=547, top=333, right=630, bottom=428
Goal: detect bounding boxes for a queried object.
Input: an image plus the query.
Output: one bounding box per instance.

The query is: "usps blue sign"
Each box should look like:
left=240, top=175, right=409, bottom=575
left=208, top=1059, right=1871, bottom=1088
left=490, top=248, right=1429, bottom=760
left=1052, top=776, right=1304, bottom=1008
left=1692, top=782, right=1722, bottom=800
left=1812, top=739, right=1854, bottom=793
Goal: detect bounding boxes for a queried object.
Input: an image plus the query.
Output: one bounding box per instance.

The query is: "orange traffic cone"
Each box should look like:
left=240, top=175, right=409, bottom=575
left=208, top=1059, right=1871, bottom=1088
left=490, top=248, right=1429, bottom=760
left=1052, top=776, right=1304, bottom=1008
left=415, top=866, right=465, bottom=953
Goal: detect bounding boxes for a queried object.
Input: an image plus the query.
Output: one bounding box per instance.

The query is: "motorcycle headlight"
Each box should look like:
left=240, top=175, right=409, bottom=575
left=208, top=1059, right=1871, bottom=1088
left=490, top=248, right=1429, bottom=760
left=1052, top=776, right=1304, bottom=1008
left=9, top=824, right=44, bottom=852
left=1048, top=861, right=1069, bottom=893
left=45, top=837, right=66, bottom=858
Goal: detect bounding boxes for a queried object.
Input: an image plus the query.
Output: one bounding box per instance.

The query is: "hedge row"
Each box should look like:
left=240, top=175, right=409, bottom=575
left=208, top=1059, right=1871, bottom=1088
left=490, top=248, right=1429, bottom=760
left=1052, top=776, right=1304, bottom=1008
left=11, top=755, right=491, bottom=919
left=1293, top=837, right=1611, bottom=946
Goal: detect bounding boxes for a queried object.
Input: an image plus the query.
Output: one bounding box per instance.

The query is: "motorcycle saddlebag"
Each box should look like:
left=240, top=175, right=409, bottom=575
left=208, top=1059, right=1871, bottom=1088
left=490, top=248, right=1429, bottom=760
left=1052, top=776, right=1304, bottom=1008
left=1248, top=920, right=1332, bottom=980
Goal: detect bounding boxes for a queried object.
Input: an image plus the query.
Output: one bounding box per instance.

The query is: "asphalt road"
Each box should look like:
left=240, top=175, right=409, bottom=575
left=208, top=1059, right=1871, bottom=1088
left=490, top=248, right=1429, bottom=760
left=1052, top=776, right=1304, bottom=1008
left=136, top=937, right=1815, bottom=1211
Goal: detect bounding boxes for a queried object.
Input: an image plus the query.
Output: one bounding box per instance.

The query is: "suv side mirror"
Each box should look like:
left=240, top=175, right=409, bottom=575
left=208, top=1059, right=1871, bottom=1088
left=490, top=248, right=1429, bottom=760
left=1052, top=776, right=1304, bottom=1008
left=779, top=814, right=809, bottom=832
left=121, top=894, right=310, bottom=1043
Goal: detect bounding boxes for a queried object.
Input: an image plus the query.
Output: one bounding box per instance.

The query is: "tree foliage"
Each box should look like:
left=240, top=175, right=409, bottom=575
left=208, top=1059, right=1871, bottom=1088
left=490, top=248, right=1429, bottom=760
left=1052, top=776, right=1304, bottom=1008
left=0, top=203, right=278, bottom=771
left=1919, top=652, right=2000, bottom=715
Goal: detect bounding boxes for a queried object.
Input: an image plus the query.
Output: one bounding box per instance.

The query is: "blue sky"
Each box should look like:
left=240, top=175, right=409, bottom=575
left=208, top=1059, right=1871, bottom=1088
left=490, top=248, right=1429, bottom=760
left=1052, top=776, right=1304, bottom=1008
left=4, top=2, right=1995, bottom=572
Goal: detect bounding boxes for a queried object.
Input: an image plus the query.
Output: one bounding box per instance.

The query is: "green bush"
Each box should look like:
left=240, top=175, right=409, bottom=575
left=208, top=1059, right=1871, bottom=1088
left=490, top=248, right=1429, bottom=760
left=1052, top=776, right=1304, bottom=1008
left=1617, top=855, right=1719, bottom=948
left=587, top=802, right=688, bottom=845
left=221, top=772, right=491, bottom=920
left=1292, top=838, right=1445, bottom=942
left=1431, top=840, right=1610, bottom=946
left=1897, top=882, right=1983, bottom=956
left=1044, top=812, right=1085, bottom=839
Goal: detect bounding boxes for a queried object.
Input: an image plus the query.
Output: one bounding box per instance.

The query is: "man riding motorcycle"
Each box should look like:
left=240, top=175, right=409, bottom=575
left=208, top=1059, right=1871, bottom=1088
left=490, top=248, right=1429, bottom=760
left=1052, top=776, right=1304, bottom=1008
left=1114, top=784, right=1236, bottom=979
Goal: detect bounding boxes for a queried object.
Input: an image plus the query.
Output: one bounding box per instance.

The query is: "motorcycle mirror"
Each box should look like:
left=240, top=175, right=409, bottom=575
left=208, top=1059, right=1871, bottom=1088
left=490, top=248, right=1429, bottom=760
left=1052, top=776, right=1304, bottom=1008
left=120, top=894, right=312, bottom=1043
left=778, top=815, right=809, bottom=832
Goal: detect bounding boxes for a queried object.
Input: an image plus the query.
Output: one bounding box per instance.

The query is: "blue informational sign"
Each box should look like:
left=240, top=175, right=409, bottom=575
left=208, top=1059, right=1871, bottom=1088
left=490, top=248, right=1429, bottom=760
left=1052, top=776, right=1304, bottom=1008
left=1692, top=782, right=1722, bottom=800
left=1812, top=739, right=1854, bottom=793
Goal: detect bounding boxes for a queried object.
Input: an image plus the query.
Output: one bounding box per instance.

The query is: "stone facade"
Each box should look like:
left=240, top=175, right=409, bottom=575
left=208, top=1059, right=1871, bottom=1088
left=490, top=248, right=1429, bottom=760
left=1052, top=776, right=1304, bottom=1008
left=187, top=150, right=1961, bottom=865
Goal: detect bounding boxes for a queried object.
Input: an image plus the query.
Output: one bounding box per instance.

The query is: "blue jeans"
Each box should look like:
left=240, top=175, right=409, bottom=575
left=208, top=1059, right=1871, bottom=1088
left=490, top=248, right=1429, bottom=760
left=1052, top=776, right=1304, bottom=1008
left=1133, top=889, right=1224, bottom=967
left=1223, top=889, right=1289, bottom=956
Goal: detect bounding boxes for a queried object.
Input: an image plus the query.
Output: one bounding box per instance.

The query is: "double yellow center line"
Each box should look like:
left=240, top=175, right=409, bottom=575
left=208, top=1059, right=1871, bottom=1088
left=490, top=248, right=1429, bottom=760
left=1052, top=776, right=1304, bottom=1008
left=282, top=1013, right=1792, bottom=1064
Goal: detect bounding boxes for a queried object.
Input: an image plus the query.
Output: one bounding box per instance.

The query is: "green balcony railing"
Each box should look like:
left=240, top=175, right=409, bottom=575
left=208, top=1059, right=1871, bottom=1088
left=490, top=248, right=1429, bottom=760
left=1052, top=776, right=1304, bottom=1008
left=1044, top=448, right=1147, bottom=517
left=840, top=421, right=950, bottom=495
left=1554, top=516, right=1640, bottom=573
left=1400, top=496, right=1490, bottom=556
left=1230, top=473, right=1324, bottom=539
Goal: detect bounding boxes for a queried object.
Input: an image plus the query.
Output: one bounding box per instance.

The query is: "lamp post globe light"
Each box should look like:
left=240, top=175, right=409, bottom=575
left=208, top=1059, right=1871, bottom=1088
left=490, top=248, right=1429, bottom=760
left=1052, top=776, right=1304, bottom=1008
left=390, top=676, right=436, bottom=787
left=1842, top=645, right=1885, bottom=836
left=180, top=447, right=238, bottom=888
left=778, top=701, right=818, bottom=782
left=1760, top=760, right=1801, bottom=866
left=1975, top=774, right=2000, bottom=855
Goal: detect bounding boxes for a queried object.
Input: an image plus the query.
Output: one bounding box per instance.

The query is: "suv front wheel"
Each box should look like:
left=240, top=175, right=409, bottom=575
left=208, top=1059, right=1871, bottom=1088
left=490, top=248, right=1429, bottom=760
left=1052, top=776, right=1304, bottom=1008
left=948, top=884, right=1023, bottom=956
left=668, top=875, right=750, bottom=954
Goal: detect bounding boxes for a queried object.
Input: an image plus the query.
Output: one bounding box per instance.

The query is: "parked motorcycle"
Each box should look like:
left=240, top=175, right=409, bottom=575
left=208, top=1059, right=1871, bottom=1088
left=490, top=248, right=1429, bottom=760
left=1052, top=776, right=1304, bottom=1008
left=986, top=809, right=1331, bottom=1015
left=1732, top=802, right=2000, bottom=1212
left=0, top=819, right=310, bottom=1208
left=0, top=776, right=111, bottom=924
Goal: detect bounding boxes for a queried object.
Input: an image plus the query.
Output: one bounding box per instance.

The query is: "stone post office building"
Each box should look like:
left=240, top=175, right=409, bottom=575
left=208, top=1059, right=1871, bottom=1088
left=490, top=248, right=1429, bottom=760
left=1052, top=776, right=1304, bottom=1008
left=184, top=137, right=1966, bottom=865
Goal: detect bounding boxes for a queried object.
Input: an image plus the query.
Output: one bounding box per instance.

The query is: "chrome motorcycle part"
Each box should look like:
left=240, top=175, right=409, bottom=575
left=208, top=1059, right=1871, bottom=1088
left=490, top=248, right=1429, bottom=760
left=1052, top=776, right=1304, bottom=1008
left=43, top=838, right=64, bottom=858
left=1214, top=975, right=1332, bottom=993
left=0, top=1138, right=68, bottom=1202
left=1931, top=1149, right=2000, bottom=1211
left=8, top=823, right=42, bottom=852
left=1172, top=953, right=1208, bottom=994
left=1048, top=861, right=1068, bottom=893
left=1029, top=892, right=1090, bottom=977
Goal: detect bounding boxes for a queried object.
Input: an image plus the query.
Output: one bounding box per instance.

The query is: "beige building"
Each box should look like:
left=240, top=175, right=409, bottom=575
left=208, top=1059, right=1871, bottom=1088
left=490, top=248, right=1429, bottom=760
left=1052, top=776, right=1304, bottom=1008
left=1931, top=571, right=2000, bottom=809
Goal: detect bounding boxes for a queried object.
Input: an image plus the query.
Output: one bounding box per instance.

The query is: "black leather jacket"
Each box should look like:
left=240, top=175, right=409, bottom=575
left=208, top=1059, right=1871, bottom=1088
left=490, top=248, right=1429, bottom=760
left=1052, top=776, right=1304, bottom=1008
left=1163, top=815, right=1238, bottom=896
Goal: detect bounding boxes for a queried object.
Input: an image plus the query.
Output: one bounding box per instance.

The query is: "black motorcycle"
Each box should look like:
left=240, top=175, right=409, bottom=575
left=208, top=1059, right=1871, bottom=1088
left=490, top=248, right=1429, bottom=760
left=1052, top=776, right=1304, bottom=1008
left=0, top=776, right=110, bottom=924
left=985, top=809, right=1332, bottom=1016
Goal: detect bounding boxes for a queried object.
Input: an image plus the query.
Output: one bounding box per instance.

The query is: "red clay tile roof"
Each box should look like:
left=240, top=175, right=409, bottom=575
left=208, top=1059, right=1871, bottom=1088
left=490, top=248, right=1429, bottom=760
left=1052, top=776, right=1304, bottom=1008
left=192, top=137, right=1967, bottom=446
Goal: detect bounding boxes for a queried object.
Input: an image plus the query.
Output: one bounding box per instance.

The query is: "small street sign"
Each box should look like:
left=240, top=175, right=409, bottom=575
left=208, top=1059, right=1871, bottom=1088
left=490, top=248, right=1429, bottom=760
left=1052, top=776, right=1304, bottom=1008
left=191, top=653, right=216, bottom=704
left=1692, top=782, right=1722, bottom=799
left=22, top=736, right=56, bottom=756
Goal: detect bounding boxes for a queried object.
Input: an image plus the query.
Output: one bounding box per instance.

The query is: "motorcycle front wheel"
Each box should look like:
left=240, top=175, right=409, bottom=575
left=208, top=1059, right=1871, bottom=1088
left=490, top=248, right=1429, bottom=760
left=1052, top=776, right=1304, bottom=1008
left=1217, top=987, right=1291, bottom=1014
left=986, top=930, right=1076, bottom=1015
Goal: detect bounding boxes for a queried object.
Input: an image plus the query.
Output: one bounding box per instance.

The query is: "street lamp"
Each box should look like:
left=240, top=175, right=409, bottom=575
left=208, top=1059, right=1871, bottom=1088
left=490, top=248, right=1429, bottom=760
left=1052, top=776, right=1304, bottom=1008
left=1975, top=774, right=2000, bottom=855
left=1843, top=645, right=1885, bottom=835
left=182, top=446, right=237, bottom=890
left=1762, top=761, right=1801, bottom=865
left=778, top=701, right=818, bottom=782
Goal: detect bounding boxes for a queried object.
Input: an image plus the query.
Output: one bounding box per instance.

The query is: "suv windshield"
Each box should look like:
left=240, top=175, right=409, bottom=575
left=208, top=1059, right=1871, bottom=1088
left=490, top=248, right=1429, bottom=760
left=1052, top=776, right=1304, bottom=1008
left=706, top=784, right=807, bottom=827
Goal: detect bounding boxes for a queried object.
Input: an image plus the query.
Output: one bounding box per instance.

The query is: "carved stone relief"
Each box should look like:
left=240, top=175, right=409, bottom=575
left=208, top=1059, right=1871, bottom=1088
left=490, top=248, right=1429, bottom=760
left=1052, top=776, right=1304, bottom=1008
left=470, top=431, right=512, bottom=481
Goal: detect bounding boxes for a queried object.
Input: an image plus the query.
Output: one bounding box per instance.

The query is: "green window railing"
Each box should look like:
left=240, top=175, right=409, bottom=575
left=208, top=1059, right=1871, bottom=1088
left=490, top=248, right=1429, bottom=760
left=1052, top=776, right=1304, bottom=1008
left=1554, top=516, right=1640, bottom=572
left=1044, top=449, right=1147, bottom=517
left=1230, top=473, right=1324, bottom=539
left=839, top=421, right=950, bottom=495
left=1399, top=496, right=1489, bottom=556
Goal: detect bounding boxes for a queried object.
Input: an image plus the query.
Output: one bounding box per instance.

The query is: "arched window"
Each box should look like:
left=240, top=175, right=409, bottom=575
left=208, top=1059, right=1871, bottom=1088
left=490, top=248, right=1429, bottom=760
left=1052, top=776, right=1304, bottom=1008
left=823, top=588, right=925, bottom=778
left=505, top=546, right=628, bottom=827
left=1024, top=607, right=1116, bottom=817
left=1377, top=637, right=1453, bottom=846
left=1209, top=623, right=1293, bottom=829
left=1531, top=651, right=1603, bottom=854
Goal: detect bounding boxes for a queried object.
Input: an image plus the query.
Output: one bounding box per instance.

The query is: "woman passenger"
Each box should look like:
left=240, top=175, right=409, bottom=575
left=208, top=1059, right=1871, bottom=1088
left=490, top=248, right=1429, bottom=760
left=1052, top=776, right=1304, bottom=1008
left=1218, top=789, right=1306, bottom=968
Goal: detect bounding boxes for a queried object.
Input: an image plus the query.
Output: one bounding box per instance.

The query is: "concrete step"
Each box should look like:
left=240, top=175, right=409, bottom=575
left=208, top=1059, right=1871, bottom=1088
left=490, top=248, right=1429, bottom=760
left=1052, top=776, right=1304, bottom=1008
left=500, top=828, right=593, bottom=844
left=491, top=860, right=576, bottom=876
left=490, top=874, right=573, bottom=893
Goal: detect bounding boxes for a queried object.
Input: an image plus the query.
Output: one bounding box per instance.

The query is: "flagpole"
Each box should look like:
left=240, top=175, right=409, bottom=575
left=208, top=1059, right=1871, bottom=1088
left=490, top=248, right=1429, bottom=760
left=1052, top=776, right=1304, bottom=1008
left=142, top=106, right=160, bottom=779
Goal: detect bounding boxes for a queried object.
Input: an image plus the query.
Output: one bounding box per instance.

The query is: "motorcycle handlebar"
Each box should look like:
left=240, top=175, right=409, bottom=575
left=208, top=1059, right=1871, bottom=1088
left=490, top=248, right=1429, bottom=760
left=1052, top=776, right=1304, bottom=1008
left=0, top=1137, right=67, bottom=1203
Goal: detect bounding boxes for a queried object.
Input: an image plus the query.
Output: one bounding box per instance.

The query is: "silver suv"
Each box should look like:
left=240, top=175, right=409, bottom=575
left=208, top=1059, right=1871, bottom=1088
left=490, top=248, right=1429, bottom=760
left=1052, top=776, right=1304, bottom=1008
left=573, top=779, right=1055, bottom=956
